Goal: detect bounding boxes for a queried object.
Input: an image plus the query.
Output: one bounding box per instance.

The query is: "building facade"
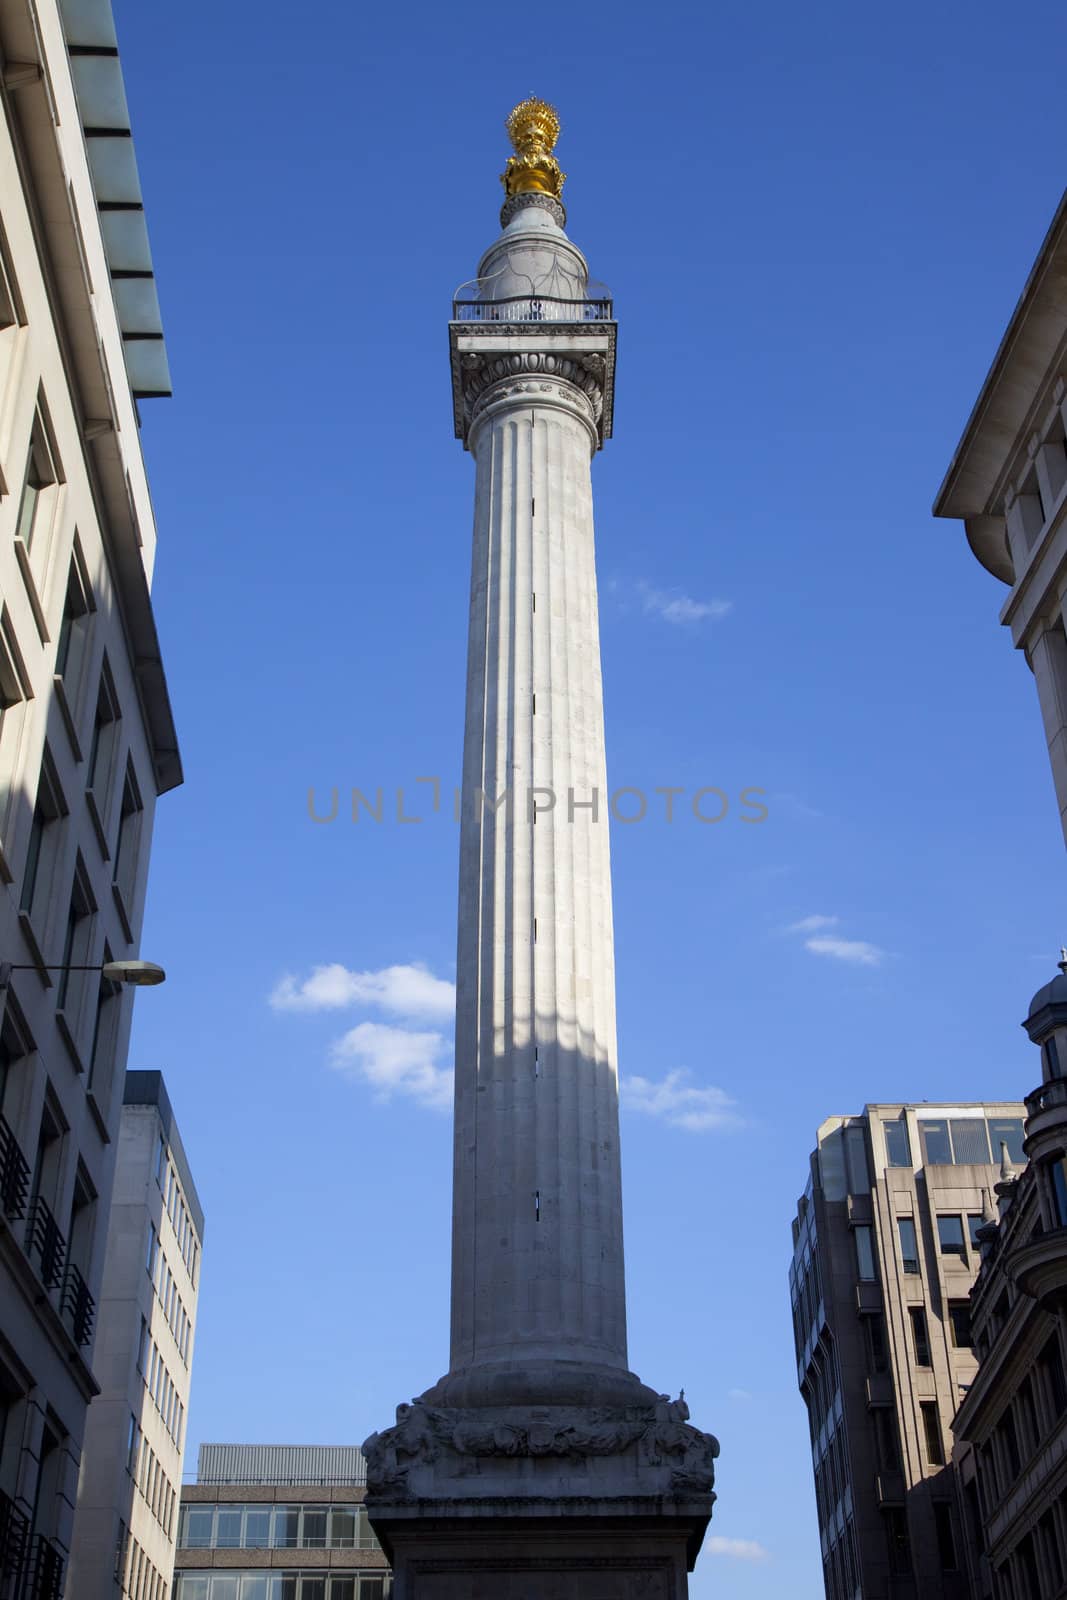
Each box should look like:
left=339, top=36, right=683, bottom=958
left=952, top=968, right=1067, bottom=1600
left=0, top=0, right=178, bottom=1594
left=791, top=1102, right=1027, bottom=1600
left=66, top=1072, right=202, bottom=1600
left=933, top=189, right=1067, bottom=844
left=174, top=1446, right=390, bottom=1600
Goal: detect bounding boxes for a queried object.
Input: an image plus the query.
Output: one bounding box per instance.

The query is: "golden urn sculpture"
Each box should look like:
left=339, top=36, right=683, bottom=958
left=500, top=96, right=566, bottom=200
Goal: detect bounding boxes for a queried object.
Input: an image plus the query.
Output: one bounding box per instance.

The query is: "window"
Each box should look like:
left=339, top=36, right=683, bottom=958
left=934, top=1501, right=957, bottom=1569
left=997, top=1408, right=1021, bottom=1483
left=1048, top=1157, right=1067, bottom=1227
left=273, top=1508, right=300, bottom=1549
left=883, top=1117, right=911, bottom=1167
left=948, top=1301, right=973, bottom=1348
left=125, top=1413, right=139, bottom=1474
left=178, top=1507, right=214, bottom=1550
left=921, top=1401, right=944, bottom=1465
left=950, top=1117, right=991, bottom=1165
left=1017, top=1375, right=1039, bottom=1455
left=146, top=1222, right=159, bottom=1280
left=19, top=750, right=66, bottom=921
left=884, top=1507, right=912, bottom=1576
left=244, top=1508, right=271, bottom=1547
left=854, top=1224, right=875, bottom=1280
left=215, top=1509, right=243, bottom=1549
left=866, top=1313, right=888, bottom=1373
left=54, top=542, right=93, bottom=707
left=328, top=1508, right=356, bottom=1548
left=14, top=402, right=60, bottom=556
left=910, top=1307, right=931, bottom=1366
left=898, top=1216, right=920, bottom=1275
left=874, top=1406, right=900, bottom=1471
left=56, top=857, right=95, bottom=1022
left=967, top=1213, right=986, bottom=1249
left=87, top=946, right=120, bottom=1094
left=937, top=1214, right=967, bottom=1261
left=920, top=1119, right=952, bottom=1165
left=113, top=758, right=144, bottom=911
left=0, top=606, right=31, bottom=838
left=1018, top=1531, right=1040, bottom=1600
left=86, top=660, right=119, bottom=818
left=989, top=1117, right=1026, bottom=1166
left=1039, top=1334, right=1067, bottom=1421
left=1039, top=1508, right=1064, bottom=1588
left=1044, top=1036, right=1064, bottom=1079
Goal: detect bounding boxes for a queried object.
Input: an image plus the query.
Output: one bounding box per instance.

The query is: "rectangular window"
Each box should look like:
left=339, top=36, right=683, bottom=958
left=273, top=1508, right=300, bottom=1549
left=56, top=858, right=94, bottom=1018
left=967, top=1213, right=986, bottom=1249
left=18, top=749, right=66, bottom=919
left=997, top=1408, right=1021, bottom=1483
left=1018, top=1375, right=1039, bottom=1454
left=15, top=403, right=60, bottom=555
left=910, top=1307, right=931, bottom=1366
left=1039, top=1334, right=1067, bottom=1420
left=950, top=1117, right=992, bottom=1165
left=86, top=661, right=119, bottom=810
left=244, top=1508, right=271, bottom=1546
left=874, top=1406, right=899, bottom=1471
left=884, top=1507, right=912, bottom=1576
left=854, top=1224, right=876, bottom=1280
left=934, top=1502, right=957, bottom=1570
left=1039, top=1508, right=1063, bottom=1588
left=883, top=1117, right=911, bottom=1167
left=988, top=1117, right=1026, bottom=1166
left=146, top=1222, right=159, bottom=1279
left=301, top=1506, right=328, bottom=1548
left=919, top=1119, right=952, bottom=1165
left=113, top=759, right=144, bottom=909
left=328, top=1508, right=356, bottom=1548
left=215, top=1508, right=243, bottom=1549
left=867, top=1313, right=888, bottom=1373
left=1049, top=1159, right=1067, bottom=1227
left=921, top=1401, right=944, bottom=1465
left=937, top=1214, right=967, bottom=1260
left=126, top=1413, right=139, bottom=1473
left=948, top=1301, right=973, bottom=1348
left=898, top=1216, right=920, bottom=1275
left=178, top=1507, right=214, bottom=1550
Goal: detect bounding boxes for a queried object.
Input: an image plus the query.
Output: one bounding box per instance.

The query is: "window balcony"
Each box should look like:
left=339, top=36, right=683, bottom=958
left=62, top=1261, right=95, bottom=1347
left=24, top=1534, right=63, bottom=1600
left=25, top=1195, right=66, bottom=1290
left=0, top=1486, right=30, bottom=1595
left=0, top=1114, right=30, bottom=1221
left=451, top=293, right=613, bottom=324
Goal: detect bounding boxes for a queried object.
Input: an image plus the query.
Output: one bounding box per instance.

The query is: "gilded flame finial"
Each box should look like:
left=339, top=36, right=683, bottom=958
left=501, top=96, right=565, bottom=201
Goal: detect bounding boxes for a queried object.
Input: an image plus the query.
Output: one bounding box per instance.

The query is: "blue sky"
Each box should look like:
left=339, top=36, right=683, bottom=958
left=114, top=1, right=1067, bottom=1593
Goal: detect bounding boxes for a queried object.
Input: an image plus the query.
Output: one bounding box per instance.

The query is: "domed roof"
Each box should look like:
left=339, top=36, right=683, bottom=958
left=1027, top=961, right=1067, bottom=1021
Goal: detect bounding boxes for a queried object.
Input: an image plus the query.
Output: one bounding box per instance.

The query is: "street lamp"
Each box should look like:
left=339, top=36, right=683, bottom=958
left=0, top=958, right=166, bottom=990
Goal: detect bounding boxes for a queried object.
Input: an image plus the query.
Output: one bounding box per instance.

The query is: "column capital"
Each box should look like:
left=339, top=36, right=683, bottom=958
left=449, top=322, right=616, bottom=452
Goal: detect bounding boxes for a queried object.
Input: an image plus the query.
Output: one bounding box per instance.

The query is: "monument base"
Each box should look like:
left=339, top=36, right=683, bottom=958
left=363, top=1384, right=718, bottom=1599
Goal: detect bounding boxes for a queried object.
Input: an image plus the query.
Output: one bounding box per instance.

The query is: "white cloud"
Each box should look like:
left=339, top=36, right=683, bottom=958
left=785, top=914, right=839, bottom=935
left=270, top=962, right=455, bottom=1020
left=638, top=581, right=732, bottom=625
left=705, top=1536, right=770, bottom=1562
left=727, top=1387, right=752, bottom=1402
left=622, top=1070, right=739, bottom=1133
left=805, top=935, right=885, bottom=968
left=330, top=1022, right=453, bottom=1112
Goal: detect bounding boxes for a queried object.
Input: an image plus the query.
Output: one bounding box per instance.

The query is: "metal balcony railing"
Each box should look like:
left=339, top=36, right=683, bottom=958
left=24, top=1535, right=63, bottom=1600
left=0, top=1115, right=30, bottom=1222
left=25, top=1196, right=65, bottom=1290
left=452, top=293, right=613, bottom=324
left=0, top=1488, right=29, bottom=1599
left=62, top=1261, right=95, bottom=1347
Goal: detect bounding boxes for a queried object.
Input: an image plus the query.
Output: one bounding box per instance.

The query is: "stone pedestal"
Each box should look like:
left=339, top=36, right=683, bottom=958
left=364, top=1383, right=717, bottom=1598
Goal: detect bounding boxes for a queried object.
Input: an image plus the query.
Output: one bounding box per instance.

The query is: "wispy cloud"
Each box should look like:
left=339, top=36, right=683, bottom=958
left=705, top=1536, right=770, bottom=1562
left=784, top=914, right=839, bottom=935
left=805, top=935, right=885, bottom=968
left=637, top=581, right=732, bottom=625
left=330, top=1022, right=453, bottom=1112
left=270, top=962, right=455, bottom=1021
left=727, top=1387, right=752, bottom=1403
left=622, top=1070, right=740, bottom=1133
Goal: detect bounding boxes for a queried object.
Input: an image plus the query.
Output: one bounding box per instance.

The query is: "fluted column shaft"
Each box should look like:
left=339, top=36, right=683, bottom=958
left=450, top=377, right=626, bottom=1375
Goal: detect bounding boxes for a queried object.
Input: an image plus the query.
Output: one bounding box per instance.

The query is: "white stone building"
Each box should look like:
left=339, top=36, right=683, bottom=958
left=67, top=1073, right=202, bottom=1600
left=934, top=189, right=1067, bottom=843
left=0, top=0, right=179, bottom=1594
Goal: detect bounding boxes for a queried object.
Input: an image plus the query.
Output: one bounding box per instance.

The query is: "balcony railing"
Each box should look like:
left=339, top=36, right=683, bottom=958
left=25, top=1196, right=65, bottom=1290
left=1026, top=1077, right=1067, bottom=1117
left=0, top=1488, right=29, bottom=1600
left=0, top=1115, right=30, bottom=1222
left=452, top=293, right=613, bottom=324
left=24, top=1535, right=63, bottom=1600
left=62, top=1261, right=95, bottom=1347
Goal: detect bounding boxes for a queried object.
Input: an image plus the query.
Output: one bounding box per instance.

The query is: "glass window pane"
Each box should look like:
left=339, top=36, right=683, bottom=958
left=919, top=1121, right=952, bottom=1165
left=210, top=1579, right=240, bottom=1600
left=937, top=1215, right=967, bottom=1259
left=329, top=1508, right=357, bottom=1548
left=216, top=1509, right=243, bottom=1548
left=183, top=1509, right=215, bottom=1549
left=176, top=1580, right=210, bottom=1600
left=854, top=1225, right=875, bottom=1281
left=967, top=1214, right=985, bottom=1248
left=988, top=1118, right=1025, bottom=1166
left=883, top=1118, right=911, bottom=1168
left=358, top=1580, right=385, bottom=1600
left=299, top=1579, right=326, bottom=1600
left=898, top=1217, right=920, bottom=1274
left=279, top=1580, right=298, bottom=1600
left=329, top=1581, right=355, bottom=1600
left=244, top=1509, right=272, bottom=1547
left=240, top=1581, right=270, bottom=1600
left=274, top=1509, right=301, bottom=1549
left=301, top=1506, right=328, bottom=1548
left=950, top=1119, right=991, bottom=1165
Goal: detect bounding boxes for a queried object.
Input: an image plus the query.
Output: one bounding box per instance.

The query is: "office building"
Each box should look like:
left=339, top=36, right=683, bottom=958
left=790, top=1102, right=1026, bottom=1600
left=933, top=189, right=1067, bottom=844
left=174, top=1445, right=390, bottom=1600
left=0, top=0, right=179, bottom=1592
left=66, top=1072, right=203, bottom=1599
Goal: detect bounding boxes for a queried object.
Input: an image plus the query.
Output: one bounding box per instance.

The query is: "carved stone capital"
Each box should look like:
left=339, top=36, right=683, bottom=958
left=499, top=192, right=567, bottom=230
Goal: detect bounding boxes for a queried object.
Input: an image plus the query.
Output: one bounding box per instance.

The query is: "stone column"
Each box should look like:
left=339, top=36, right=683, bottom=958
left=449, top=362, right=627, bottom=1385
left=1028, top=616, right=1067, bottom=845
